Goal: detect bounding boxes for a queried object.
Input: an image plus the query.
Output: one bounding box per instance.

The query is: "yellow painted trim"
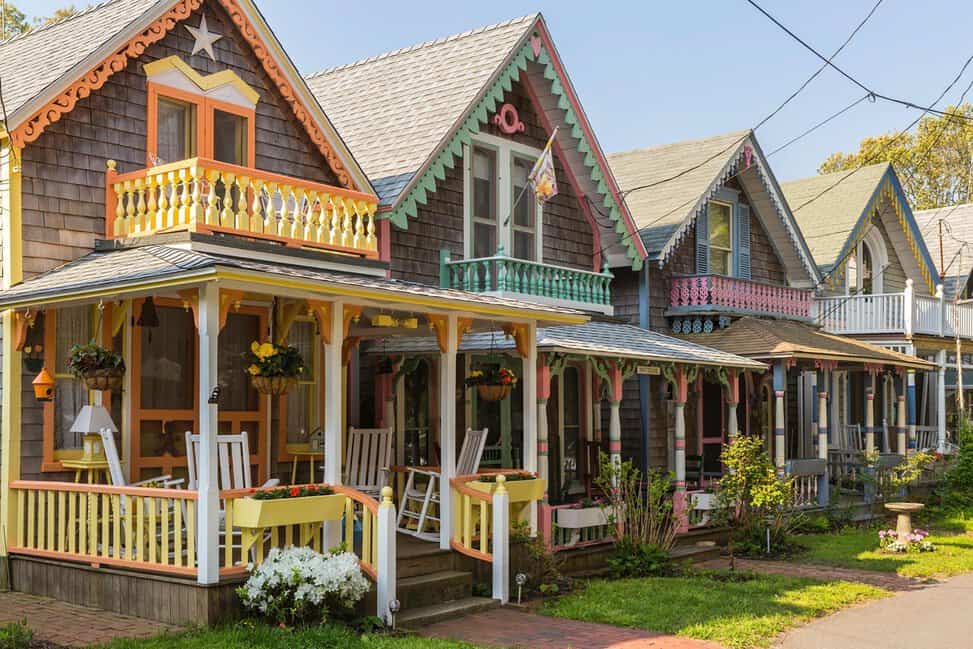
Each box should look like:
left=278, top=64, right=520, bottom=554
left=143, top=56, right=260, bottom=105
left=1, top=144, right=23, bottom=289
left=1, top=310, right=23, bottom=558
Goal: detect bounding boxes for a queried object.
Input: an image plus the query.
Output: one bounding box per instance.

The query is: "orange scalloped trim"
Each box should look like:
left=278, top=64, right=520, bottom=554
left=11, top=0, right=203, bottom=149
left=213, top=0, right=355, bottom=190
left=11, top=0, right=357, bottom=191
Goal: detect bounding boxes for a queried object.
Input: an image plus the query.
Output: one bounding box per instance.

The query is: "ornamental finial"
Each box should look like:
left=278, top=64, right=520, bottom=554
left=381, top=486, right=394, bottom=505
left=495, top=473, right=507, bottom=494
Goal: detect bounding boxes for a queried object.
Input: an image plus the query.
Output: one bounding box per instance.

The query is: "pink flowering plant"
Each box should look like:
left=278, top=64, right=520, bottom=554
left=878, top=527, right=935, bottom=554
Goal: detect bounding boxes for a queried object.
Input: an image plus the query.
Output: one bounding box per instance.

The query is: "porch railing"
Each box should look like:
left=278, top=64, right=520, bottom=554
left=440, top=250, right=614, bottom=313
left=106, top=157, right=379, bottom=258
left=812, top=280, right=973, bottom=339
left=540, top=503, right=614, bottom=551
left=8, top=480, right=199, bottom=576
left=669, top=274, right=812, bottom=320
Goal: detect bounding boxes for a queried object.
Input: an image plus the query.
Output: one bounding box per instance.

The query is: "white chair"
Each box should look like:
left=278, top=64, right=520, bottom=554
left=99, top=428, right=183, bottom=490
left=184, top=431, right=279, bottom=491
left=397, top=428, right=488, bottom=541
left=344, top=427, right=394, bottom=498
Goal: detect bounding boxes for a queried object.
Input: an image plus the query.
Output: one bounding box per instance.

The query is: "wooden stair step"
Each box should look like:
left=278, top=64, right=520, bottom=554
left=396, top=597, right=499, bottom=629
left=397, top=570, right=473, bottom=610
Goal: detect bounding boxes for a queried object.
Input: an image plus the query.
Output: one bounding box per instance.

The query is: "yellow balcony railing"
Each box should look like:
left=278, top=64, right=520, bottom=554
left=106, top=158, right=379, bottom=259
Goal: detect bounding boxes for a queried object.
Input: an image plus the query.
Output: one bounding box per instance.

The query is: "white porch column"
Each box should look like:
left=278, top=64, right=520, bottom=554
left=522, top=322, right=538, bottom=530
left=865, top=373, right=876, bottom=455
left=439, top=314, right=458, bottom=550
left=536, top=355, right=551, bottom=496
left=324, top=302, right=345, bottom=486
left=773, top=361, right=786, bottom=473
left=726, top=370, right=739, bottom=441
left=818, top=380, right=829, bottom=461
left=907, top=369, right=917, bottom=455
left=937, top=349, right=947, bottom=452
left=897, top=375, right=907, bottom=455
left=197, top=283, right=220, bottom=585
left=673, top=367, right=689, bottom=532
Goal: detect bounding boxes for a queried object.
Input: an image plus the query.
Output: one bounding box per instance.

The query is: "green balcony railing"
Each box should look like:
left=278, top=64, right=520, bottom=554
left=439, top=249, right=613, bottom=311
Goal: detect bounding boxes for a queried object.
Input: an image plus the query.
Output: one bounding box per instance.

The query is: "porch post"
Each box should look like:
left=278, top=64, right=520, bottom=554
left=726, top=369, right=739, bottom=441
left=522, top=322, right=538, bottom=529
left=817, top=367, right=830, bottom=506
left=607, top=361, right=624, bottom=476
left=865, top=371, right=876, bottom=454
left=673, top=366, right=689, bottom=533
left=773, top=361, right=786, bottom=473
left=439, top=314, right=458, bottom=551
left=907, top=369, right=917, bottom=454
left=897, top=373, right=907, bottom=455
left=536, top=354, right=551, bottom=500
left=323, top=303, right=345, bottom=486
left=0, top=310, right=23, bottom=590
left=197, top=283, right=221, bottom=585
left=937, top=349, right=947, bottom=452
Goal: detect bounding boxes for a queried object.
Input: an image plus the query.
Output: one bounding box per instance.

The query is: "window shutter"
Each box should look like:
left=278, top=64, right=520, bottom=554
left=735, top=202, right=751, bottom=279
left=695, top=203, right=709, bottom=274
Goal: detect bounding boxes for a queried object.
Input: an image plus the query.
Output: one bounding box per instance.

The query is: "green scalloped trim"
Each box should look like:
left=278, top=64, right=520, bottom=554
left=384, top=38, right=643, bottom=270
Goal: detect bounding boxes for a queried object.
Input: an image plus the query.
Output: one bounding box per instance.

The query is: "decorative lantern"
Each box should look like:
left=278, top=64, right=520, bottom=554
left=32, top=367, right=55, bottom=401
left=69, top=404, right=118, bottom=463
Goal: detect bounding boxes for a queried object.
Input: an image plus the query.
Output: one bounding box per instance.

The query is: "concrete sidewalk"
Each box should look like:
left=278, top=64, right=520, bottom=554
left=777, top=571, right=973, bottom=649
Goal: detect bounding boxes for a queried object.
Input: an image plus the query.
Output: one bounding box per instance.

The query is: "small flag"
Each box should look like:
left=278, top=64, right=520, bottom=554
left=529, top=127, right=558, bottom=205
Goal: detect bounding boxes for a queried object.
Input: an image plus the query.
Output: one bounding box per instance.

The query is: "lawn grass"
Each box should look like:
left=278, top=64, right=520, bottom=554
left=99, top=625, right=482, bottom=649
left=798, top=507, right=973, bottom=579
left=542, top=572, right=887, bottom=649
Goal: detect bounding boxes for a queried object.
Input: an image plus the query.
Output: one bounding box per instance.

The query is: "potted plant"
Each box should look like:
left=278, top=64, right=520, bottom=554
left=466, top=365, right=518, bottom=402
left=556, top=497, right=610, bottom=529
left=232, top=484, right=345, bottom=529
left=243, top=340, right=306, bottom=396
left=67, top=340, right=125, bottom=391
left=469, top=472, right=545, bottom=501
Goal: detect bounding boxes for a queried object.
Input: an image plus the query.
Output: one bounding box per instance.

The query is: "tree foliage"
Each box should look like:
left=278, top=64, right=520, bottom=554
left=0, top=3, right=85, bottom=41
left=819, top=104, right=973, bottom=210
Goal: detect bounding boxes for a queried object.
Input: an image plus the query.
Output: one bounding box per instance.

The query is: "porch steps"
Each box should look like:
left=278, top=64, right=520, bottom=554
left=397, top=596, right=499, bottom=629
left=398, top=570, right=474, bottom=610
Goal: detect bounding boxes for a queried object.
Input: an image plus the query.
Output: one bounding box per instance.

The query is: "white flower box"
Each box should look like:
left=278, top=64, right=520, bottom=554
left=556, top=506, right=610, bottom=529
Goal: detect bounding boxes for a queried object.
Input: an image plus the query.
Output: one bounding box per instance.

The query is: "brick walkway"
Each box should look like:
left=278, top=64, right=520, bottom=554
left=697, top=558, right=930, bottom=592
left=0, top=592, right=179, bottom=647
left=419, top=608, right=724, bottom=649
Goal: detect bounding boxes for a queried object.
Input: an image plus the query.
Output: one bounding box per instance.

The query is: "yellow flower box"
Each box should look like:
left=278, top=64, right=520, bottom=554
left=232, top=493, right=347, bottom=529
left=468, top=477, right=546, bottom=503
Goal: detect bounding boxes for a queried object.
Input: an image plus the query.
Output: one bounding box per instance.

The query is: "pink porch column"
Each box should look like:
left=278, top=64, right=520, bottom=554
left=726, top=369, right=739, bottom=441
left=673, top=367, right=689, bottom=533
left=537, top=354, right=552, bottom=501
left=607, top=361, right=624, bottom=478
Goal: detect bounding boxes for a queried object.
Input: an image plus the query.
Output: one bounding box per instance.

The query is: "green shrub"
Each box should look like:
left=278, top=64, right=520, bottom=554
left=0, top=620, right=32, bottom=649
left=945, top=419, right=973, bottom=508
left=607, top=538, right=674, bottom=578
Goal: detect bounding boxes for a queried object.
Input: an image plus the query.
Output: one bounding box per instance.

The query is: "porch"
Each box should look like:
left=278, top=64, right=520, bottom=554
left=0, top=242, right=587, bottom=624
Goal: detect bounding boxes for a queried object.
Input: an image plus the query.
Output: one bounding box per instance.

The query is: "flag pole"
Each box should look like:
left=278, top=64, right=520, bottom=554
left=500, top=126, right=558, bottom=231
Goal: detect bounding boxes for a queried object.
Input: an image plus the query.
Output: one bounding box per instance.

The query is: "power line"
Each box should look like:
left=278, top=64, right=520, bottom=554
left=766, top=94, right=870, bottom=157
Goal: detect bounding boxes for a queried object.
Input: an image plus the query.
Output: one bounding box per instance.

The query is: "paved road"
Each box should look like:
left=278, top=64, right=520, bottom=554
left=778, top=572, right=973, bottom=649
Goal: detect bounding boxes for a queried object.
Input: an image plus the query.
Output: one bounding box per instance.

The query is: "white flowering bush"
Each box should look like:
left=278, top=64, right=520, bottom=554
left=238, top=546, right=370, bottom=626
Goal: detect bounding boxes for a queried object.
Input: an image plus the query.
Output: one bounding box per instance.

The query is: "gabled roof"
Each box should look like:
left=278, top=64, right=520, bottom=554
left=306, top=14, right=647, bottom=268
left=0, top=0, right=372, bottom=193
left=781, top=163, right=938, bottom=293
left=377, top=321, right=767, bottom=370
left=687, top=317, right=934, bottom=370
left=608, top=130, right=819, bottom=284
left=915, top=203, right=973, bottom=297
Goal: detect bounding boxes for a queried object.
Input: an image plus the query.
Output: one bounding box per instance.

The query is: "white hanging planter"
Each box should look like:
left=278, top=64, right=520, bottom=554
left=556, top=506, right=610, bottom=529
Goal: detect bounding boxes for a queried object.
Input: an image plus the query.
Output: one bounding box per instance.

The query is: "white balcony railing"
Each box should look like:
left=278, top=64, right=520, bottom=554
left=813, top=279, right=973, bottom=339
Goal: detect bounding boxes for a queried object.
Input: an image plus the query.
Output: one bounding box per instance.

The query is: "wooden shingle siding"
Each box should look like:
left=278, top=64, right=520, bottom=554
left=19, top=2, right=339, bottom=280
left=391, top=78, right=595, bottom=285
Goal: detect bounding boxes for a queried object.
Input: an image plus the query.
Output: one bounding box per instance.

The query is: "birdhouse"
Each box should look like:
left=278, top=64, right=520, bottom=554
left=32, top=367, right=55, bottom=401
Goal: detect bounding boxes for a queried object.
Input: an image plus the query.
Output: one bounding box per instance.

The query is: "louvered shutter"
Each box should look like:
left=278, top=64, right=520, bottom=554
left=735, top=202, right=751, bottom=279
left=696, top=203, right=709, bottom=274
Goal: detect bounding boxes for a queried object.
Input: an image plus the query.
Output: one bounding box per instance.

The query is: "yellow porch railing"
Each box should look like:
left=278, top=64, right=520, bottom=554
left=106, top=157, right=379, bottom=258
left=450, top=475, right=495, bottom=562
left=8, top=480, right=199, bottom=576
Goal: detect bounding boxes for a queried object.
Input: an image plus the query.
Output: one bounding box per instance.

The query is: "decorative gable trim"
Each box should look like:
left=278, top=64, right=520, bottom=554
left=828, top=167, right=937, bottom=294
left=657, top=135, right=820, bottom=285
left=144, top=55, right=260, bottom=105
left=9, top=0, right=362, bottom=192
left=384, top=25, right=645, bottom=269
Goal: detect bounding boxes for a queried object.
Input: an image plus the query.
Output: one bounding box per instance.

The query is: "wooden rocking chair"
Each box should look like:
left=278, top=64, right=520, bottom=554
left=344, top=427, right=394, bottom=498
left=397, top=428, right=488, bottom=541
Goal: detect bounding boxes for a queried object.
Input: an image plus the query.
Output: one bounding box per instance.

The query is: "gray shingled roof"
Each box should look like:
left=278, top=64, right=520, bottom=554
left=916, top=203, right=973, bottom=297
left=377, top=321, right=766, bottom=370
left=305, top=16, right=536, bottom=204
left=0, top=245, right=585, bottom=321
left=0, top=0, right=160, bottom=123
left=608, top=130, right=750, bottom=255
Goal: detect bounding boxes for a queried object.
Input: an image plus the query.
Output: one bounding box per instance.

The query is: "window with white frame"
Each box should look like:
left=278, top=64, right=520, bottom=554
left=845, top=224, right=887, bottom=295
left=465, top=134, right=543, bottom=261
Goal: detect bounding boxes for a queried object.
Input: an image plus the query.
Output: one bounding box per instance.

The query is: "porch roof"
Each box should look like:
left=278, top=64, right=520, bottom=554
left=374, top=321, right=766, bottom=369
left=683, top=317, right=935, bottom=370
left=0, top=245, right=587, bottom=324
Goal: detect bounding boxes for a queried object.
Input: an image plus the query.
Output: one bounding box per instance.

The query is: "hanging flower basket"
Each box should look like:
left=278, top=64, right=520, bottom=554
left=251, top=375, right=297, bottom=396
left=477, top=384, right=511, bottom=402
left=82, top=368, right=125, bottom=392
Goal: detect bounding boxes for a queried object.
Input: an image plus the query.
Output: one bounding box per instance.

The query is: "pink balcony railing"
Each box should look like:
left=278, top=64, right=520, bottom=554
left=670, top=275, right=811, bottom=319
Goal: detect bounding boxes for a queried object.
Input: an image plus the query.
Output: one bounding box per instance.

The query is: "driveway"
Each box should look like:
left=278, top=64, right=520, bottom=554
left=778, top=571, right=973, bottom=649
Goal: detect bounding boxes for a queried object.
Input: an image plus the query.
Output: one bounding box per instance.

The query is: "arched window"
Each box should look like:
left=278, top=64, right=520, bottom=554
left=846, top=223, right=887, bottom=295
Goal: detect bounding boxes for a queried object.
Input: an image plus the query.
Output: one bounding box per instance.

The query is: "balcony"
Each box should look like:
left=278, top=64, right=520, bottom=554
left=668, top=274, right=812, bottom=321
left=813, top=281, right=973, bottom=339
left=106, top=157, right=379, bottom=259
left=439, top=251, right=614, bottom=314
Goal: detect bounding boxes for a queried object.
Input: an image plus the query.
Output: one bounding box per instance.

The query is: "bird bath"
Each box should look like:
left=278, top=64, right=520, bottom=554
left=885, top=502, right=925, bottom=540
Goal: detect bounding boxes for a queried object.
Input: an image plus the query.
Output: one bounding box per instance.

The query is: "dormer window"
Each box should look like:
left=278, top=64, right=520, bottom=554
left=696, top=190, right=751, bottom=279
left=465, top=133, right=544, bottom=261
left=708, top=201, right=733, bottom=275
left=845, top=225, right=886, bottom=295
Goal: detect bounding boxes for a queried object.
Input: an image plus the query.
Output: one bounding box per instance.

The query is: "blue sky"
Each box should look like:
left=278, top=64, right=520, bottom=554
left=21, top=0, right=973, bottom=181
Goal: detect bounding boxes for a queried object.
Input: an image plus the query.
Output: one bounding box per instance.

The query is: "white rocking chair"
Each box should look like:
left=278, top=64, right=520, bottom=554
left=397, top=428, right=488, bottom=542
left=344, top=427, right=393, bottom=498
